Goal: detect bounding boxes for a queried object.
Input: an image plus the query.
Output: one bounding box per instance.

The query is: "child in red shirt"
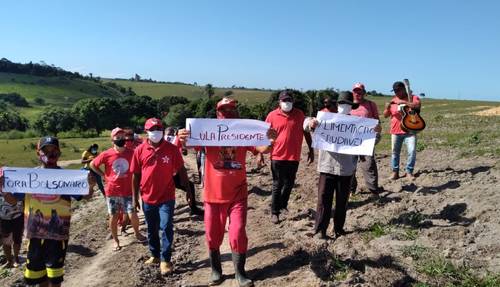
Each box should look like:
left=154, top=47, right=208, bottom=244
left=90, top=127, right=146, bottom=251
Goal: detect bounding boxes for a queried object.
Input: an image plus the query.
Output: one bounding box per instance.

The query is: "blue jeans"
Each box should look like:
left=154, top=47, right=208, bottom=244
left=391, top=134, right=417, bottom=174
left=142, top=200, right=175, bottom=262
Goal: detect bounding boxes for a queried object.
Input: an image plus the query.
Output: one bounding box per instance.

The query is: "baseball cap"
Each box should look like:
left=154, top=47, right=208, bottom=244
left=352, top=82, right=365, bottom=91
left=216, top=97, right=238, bottom=110
left=38, top=136, right=60, bottom=150
left=111, top=127, right=125, bottom=138
left=278, top=90, right=293, bottom=101
left=144, top=118, right=164, bottom=131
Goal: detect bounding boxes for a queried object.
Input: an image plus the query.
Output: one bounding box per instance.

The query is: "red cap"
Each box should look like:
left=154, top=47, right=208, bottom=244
left=110, top=127, right=124, bottom=138
left=216, top=98, right=238, bottom=110
left=352, top=82, right=365, bottom=91
left=144, top=118, right=164, bottom=131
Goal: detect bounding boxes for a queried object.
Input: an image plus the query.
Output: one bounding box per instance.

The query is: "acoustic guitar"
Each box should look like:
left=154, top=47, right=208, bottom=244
left=400, top=79, right=426, bottom=132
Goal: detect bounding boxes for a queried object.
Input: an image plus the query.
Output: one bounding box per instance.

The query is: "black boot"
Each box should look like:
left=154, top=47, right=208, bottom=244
left=190, top=204, right=204, bottom=216
left=232, top=252, right=253, bottom=287
left=209, top=249, right=223, bottom=286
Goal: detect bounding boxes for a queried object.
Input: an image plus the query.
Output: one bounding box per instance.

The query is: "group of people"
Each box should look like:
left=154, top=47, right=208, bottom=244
left=0, top=80, right=422, bottom=287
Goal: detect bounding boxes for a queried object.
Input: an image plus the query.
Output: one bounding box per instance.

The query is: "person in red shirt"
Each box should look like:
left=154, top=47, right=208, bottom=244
left=383, top=81, right=422, bottom=179
left=130, top=118, right=193, bottom=276
left=320, top=92, right=338, bottom=113
left=165, top=127, right=204, bottom=216
left=178, top=98, right=276, bottom=287
left=115, top=127, right=141, bottom=235
left=124, top=128, right=143, bottom=150
left=265, top=90, right=313, bottom=224
left=90, top=128, right=146, bottom=251
left=350, top=83, right=383, bottom=194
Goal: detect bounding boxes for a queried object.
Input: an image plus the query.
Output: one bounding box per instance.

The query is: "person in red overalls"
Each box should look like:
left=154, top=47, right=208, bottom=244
left=178, top=98, right=276, bottom=287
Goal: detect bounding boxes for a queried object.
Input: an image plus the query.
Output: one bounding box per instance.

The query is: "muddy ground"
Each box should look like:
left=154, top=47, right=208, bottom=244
left=1, top=145, right=499, bottom=286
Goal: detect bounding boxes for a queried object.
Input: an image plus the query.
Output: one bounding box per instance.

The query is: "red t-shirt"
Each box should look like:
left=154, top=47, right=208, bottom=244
left=130, top=140, right=184, bottom=205
left=203, top=146, right=256, bottom=203
left=265, top=108, right=305, bottom=161
left=92, top=148, right=134, bottom=197
left=388, top=95, right=421, bottom=135
left=320, top=108, right=335, bottom=113
left=350, top=100, right=380, bottom=120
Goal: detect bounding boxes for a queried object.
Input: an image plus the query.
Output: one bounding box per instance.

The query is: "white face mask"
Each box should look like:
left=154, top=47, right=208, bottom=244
left=147, top=131, right=164, bottom=143
left=337, top=104, right=352, bottom=115
left=280, top=102, right=293, bottom=112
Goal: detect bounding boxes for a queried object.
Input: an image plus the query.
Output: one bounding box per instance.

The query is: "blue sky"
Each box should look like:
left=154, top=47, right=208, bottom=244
left=1, top=0, right=499, bottom=101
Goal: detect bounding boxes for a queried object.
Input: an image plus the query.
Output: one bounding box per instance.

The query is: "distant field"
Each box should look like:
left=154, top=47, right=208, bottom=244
left=371, top=97, right=500, bottom=157
left=1, top=71, right=499, bottom=164
left=1, top=97, right=498, bottom=168
left=0, top=136, right=112, bottom=167
left=105, top=79, right=272, bottom=104
left=0, top=72, right=121, bottom=106
left=1, top=73, right=273, bottom=121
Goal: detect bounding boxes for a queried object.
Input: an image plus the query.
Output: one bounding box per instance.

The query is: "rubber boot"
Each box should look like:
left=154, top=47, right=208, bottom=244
left=232, top=252, right=253, bottom=287
left=208, top=249, right=223, bottom=286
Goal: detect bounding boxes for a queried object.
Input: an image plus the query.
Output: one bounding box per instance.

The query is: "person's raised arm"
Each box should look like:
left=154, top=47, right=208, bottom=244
left=383, top=102, right=392, bottom=118
left=255, top=127, right=277, bottom=154
left=177, top=129, right=191, bottom=147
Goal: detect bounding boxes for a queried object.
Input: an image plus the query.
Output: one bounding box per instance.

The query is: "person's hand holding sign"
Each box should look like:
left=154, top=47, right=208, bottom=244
left=308, top=118, right=319, bottom=130
left=177, top=128, right=189, bottom=145
left=266, top=128, right=277, bottom=145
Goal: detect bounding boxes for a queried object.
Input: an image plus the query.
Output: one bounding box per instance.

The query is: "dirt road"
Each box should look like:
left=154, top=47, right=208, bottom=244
left=1, top=146, right=498, bottom=286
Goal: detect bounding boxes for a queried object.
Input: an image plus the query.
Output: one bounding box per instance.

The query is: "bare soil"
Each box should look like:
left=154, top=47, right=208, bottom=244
left=473, top=106, right=500, bottom=116
left=1, top=145, right=499, bottom=286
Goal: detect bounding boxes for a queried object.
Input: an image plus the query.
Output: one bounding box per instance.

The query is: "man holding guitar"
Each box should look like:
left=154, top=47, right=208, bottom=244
left=383, top=81, right=422, bottom=180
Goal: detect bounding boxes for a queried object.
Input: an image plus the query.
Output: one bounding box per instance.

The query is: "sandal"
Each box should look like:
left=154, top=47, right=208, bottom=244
left=135, top=233, right=147, bottom=242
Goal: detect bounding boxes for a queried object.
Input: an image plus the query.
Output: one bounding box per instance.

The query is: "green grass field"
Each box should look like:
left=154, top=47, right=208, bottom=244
left=1, top=73, right=272, bottom=121
left=1, top=71, right=499, bottom=166
left=104, top=79, right=272, bottom=104
left=0, top=136, right=112, bottom=167
left=370, top=97, right=500, bottom=157
left=1, top=97, right=498, bottom=168
left=0, top=72, right=122, bottom=106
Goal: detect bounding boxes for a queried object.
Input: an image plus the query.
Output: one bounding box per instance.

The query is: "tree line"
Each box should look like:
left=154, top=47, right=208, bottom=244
left=0, top=58, right=84, bottom=79
left=0, top=89, right=360, bottom=135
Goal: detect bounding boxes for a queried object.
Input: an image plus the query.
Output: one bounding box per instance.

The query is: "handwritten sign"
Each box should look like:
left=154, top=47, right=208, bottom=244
left=186, top=118, right=270, bottom=147
left=1, top=167, right=90, bottom=195
left=312, top=112, right=379, bottom=156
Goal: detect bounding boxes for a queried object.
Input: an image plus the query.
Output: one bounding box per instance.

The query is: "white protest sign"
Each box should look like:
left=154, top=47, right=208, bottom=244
left=312, top=111, right=379, bottom=156
left=2, top=167, right=90, bottom=195
left=186, top=118, right=270, bottom=147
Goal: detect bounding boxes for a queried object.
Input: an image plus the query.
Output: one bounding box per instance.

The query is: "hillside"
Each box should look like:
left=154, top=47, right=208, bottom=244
left=104, top=79, right=272, bottom=104
left=0, top=72, right=123, bottom=106
left=0, top=72, right=272, bottom=122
